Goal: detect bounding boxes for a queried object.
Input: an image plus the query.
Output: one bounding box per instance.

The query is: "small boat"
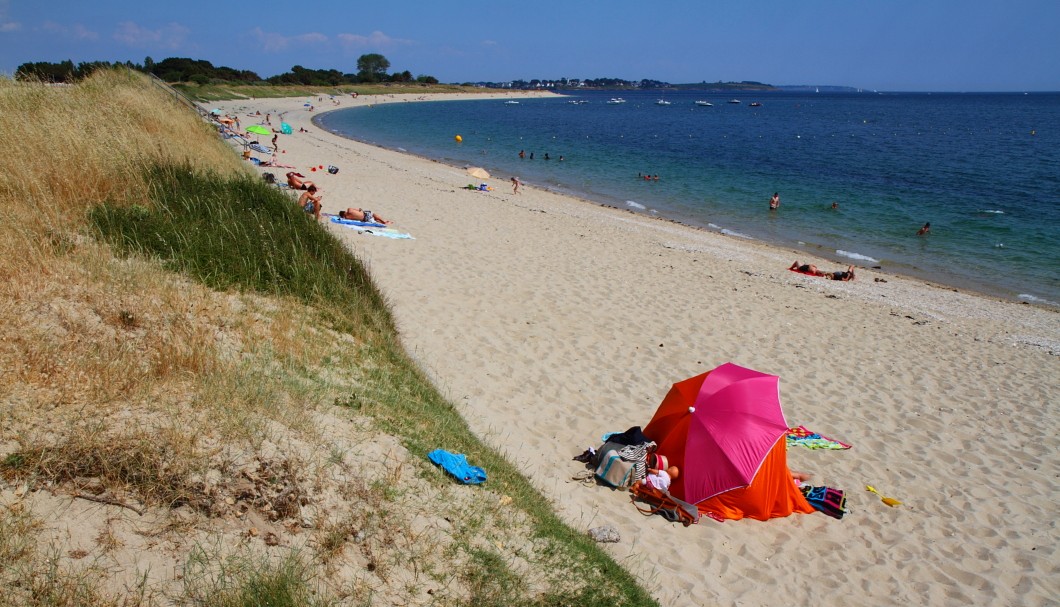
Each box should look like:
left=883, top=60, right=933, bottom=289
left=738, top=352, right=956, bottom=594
left=656, top=99, right=672, bottom=106
left=728, top=99, right=741, bottom=104
left=694, top=100, right=713, bottom=107
left=504, top=100, right=519, bottom=105
left=606, top=97, right=627, bottom=104
left=749, top=102, right=762, bottom=107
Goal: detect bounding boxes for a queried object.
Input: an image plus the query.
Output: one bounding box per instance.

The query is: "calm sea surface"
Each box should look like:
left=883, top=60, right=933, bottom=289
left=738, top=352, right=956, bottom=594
left=317, top=90, right=1060, bottom=306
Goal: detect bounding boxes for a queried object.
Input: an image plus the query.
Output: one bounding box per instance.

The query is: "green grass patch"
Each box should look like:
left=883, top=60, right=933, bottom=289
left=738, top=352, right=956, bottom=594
left=89, top=163, right=392, bottom=337
left=182, top=548, right=327, bottom=607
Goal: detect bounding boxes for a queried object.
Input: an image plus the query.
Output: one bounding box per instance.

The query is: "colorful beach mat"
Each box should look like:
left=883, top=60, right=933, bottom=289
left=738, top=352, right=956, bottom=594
left=329, top=216, right=414, bottom=239
left=786, top=426, right=852, bottom=450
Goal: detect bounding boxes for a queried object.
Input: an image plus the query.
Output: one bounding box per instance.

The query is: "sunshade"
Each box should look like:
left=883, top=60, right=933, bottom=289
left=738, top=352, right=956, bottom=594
left=245, top=125, right=270, bottom=135
left=643, top=362, right=790, bottom=504
left=280, top=122, right=292, bottom=135
left=466, top=167, right=490, bottom=179
left=210, top=108, right=222, bottom=115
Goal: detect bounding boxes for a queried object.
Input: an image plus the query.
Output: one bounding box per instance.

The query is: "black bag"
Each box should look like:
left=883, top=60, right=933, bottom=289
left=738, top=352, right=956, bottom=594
left=606, top=426, right=650, bottom=446
left=327, top=165, right=339, bottom=174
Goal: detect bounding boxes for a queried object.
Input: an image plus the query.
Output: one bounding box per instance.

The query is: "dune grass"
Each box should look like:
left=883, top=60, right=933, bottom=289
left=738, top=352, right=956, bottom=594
left=0, top=69, right=657, bottom=606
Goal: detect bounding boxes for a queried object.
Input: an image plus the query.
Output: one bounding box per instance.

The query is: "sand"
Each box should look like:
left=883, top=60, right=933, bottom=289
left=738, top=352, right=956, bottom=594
left=215, top=92, right=1059, bottom=607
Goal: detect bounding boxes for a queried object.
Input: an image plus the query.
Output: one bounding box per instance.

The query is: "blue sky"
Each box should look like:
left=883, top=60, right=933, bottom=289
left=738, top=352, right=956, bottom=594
left=1, top=0, right=1055, bottom=91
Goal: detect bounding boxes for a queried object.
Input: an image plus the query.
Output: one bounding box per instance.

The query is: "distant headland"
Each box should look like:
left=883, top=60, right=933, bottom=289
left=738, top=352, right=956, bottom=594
left=12, top=55, right=858, bottom=93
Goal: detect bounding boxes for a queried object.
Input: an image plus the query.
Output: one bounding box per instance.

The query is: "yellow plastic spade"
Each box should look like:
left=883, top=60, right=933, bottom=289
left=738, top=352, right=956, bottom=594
left=866, top=485, right=902, bottom=507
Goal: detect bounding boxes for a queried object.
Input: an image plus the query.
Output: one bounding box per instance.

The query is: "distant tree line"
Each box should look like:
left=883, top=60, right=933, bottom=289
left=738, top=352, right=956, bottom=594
left=14, top=54, right=438, bottom=85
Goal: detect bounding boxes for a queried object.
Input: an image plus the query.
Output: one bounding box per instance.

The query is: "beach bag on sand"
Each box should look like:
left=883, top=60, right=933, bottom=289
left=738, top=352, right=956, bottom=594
left=630, top=483, right=700, bottom=526
left=800, top=485, right=847, bottom=519
left=595, top=450, right=635, bottom=488
left=327, top=165, right=339, bottom=174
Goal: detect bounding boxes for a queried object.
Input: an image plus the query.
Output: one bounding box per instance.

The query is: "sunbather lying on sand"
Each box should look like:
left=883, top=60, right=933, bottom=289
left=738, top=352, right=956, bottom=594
left=339, top=208, right=392, bottom=225
left=286, top=172, right=315, bottom=190
left=790, top=261, right=855, bottom=281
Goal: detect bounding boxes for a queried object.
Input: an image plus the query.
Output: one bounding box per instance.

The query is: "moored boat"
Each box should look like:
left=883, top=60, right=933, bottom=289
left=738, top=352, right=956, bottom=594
left=694, top=100, right=713, bottom=107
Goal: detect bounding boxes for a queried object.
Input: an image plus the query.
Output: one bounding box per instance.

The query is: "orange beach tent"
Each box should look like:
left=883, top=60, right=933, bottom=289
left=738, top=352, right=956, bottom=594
left=643, top=363, right=815, bottom=521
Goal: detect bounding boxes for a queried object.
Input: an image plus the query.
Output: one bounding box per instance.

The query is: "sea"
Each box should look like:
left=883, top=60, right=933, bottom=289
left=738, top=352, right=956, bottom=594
left=316, top=90, right=1060, bottom=307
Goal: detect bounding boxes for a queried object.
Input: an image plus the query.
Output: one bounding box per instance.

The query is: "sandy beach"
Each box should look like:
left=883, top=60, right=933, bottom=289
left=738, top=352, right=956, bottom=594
left=216, top=92, right=1058, bottom=607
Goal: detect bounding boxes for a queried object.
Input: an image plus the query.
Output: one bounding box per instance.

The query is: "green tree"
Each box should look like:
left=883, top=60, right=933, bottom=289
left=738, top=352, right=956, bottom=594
left=356, top=54, right=390, bottom=83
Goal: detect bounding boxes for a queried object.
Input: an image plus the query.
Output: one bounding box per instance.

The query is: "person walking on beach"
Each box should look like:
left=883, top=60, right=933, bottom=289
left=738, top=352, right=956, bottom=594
left=511, top=176, right=521, bottom=194
left=917, top=222, right=931, bottom=236
left=770, top=192, right=780, bottom=210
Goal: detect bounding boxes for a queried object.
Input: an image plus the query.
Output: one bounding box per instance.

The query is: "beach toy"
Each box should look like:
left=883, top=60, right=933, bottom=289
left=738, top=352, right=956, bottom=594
left=865, top=485, right=902, bottom=507
left=454, top=135, right=462, bottom=142
left=310, top=167, right=317, bottom=172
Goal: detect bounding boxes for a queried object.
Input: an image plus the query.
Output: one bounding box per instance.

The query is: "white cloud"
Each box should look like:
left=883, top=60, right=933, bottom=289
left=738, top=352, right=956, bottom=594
left=42, top=21, right=98, bottom=41
left=113, top=21, right=189, bottom=50
left=0, top=21, right=19, bottom=33
left=336, top=30, right=412, bottom=51
left=294, top=32, right=328, bottom=45
left=249, top=27, right=329, bottom=53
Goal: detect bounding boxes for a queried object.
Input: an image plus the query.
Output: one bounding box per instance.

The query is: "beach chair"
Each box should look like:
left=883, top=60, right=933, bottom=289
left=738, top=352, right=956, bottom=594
left=630, top=483, right=700, bottom=526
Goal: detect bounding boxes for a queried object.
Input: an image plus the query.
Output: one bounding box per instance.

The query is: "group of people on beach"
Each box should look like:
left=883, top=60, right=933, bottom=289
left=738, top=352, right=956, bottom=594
left=283, top=171, right=391, bottom=225
left=770, top=190, right=933, bottom=280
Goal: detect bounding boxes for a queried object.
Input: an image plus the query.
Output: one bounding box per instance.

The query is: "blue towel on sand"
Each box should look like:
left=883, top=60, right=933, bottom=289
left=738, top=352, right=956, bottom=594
left=428, top=449, right=487, bottom=485
left=329, top=216, right=386, bottom=228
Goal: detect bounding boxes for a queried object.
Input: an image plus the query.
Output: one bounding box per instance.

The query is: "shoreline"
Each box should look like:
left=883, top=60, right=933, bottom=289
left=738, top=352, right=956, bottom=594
left=308, top=95, right=1059, bottom=312
left=215, top=92, right=1058, bottom=606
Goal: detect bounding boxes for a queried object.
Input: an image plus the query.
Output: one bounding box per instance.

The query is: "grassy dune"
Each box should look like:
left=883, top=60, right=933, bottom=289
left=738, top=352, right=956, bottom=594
left=0, top=70, right=655, bottom=606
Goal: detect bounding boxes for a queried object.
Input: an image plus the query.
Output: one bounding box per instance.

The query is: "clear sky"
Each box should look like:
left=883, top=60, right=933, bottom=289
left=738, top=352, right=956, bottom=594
left=1, top=0, right=1056, bottom=91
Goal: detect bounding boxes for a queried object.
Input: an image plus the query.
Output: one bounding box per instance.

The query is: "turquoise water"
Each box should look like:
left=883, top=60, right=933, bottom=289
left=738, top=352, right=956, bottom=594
left=317, top=91, right=1060, bottom=306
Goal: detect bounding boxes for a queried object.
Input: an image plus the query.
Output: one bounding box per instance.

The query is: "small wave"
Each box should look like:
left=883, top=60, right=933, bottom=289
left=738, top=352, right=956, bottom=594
left=1018, top=293, right=1059, bottom=306
left=720, top=228, right=753, bottom=239
left=978, top=209, right=1004, bottom=214
left=396, top=147, right=407, bottom=152
left=836, top=250, right=879, bottom=263
left=626, top=200, right=646, bottom=210
left=707, top=223, right=721, bottom=230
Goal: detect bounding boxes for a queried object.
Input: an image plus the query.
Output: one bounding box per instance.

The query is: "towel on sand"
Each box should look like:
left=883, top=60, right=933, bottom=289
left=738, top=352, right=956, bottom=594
left=428, top=449, right=486, bottom=485
left=328, top=215, right=386, bottom=228
left=801, top=485, right=847, bottom=519
left=786, top=426, right=852, bottom=450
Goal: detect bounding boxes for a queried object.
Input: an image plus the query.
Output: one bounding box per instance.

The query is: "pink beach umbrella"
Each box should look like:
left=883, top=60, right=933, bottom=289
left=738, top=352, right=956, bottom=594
left=643, top=362, right=791, bottom=504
